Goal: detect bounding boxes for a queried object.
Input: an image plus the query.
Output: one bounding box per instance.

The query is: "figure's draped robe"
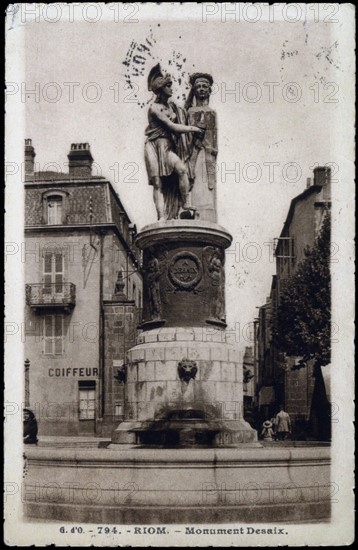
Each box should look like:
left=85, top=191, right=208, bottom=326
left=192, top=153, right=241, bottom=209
left=145, top=103, right=194, bottom=220
left=187, top=106, right=218, bottom=223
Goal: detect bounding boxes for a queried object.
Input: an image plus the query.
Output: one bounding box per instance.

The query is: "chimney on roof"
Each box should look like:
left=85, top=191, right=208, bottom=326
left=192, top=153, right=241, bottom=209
left=306, top=177, right=312, bottom=189
left=313, top=166, right=331, bottom=200
left=24, top=139, right=36, bottom=180
left=67, top=143, right=93, bottom=177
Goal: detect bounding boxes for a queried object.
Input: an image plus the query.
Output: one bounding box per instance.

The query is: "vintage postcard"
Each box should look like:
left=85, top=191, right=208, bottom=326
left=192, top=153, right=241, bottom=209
left=4, top=2, right=355, bottom=546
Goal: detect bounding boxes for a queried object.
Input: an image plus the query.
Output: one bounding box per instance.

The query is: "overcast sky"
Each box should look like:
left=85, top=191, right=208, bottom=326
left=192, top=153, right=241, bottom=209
left=11, top=3, right=354, bottom=353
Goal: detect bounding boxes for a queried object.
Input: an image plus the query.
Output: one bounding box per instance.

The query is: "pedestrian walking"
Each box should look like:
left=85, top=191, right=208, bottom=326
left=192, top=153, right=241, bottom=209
left=275, top=406, right=291, bottom=441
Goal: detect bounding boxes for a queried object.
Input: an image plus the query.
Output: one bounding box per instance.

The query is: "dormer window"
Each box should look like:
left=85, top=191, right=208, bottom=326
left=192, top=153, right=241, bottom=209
left=42, top=190, right=68, bottom=225
left=47, top=195, right=63, bottom=225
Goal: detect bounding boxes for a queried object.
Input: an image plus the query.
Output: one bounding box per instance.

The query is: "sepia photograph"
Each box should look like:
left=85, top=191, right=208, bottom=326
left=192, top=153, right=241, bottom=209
left=4, top=2, right=355, bottom=546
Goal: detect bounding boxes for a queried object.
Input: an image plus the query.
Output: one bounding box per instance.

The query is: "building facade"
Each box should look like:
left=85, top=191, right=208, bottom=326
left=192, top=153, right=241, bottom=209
left=256, top=167, right=331, bottom=437
left=242, top=346, right=255, bottom=401
left=24, top=140, right=143, bottom=437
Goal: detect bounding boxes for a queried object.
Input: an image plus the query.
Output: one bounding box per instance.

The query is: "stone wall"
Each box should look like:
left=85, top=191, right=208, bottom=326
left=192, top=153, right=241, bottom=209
left=101, top=301, right=140, bottom=436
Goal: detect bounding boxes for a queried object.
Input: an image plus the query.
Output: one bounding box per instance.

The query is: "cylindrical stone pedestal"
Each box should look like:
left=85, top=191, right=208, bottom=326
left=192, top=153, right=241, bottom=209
left=112, top=220, right=257, bottom=447
left=111, top=327, right=257, bottom=446
left=138, top=220, right=230, bottom=329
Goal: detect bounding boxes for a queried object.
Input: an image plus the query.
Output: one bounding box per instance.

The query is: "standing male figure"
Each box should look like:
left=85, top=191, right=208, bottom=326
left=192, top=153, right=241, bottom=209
left=144, top=64, right=204, bottom=220
left=275, top=406, right=292, bottom=441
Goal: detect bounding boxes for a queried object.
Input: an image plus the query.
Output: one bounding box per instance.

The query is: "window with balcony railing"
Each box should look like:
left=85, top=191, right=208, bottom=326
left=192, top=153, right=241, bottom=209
left=44, top=251, right=64, bottom=292
left=25, top=249, right=75, bottom=311
left=26, top=282, right=75, bottom=307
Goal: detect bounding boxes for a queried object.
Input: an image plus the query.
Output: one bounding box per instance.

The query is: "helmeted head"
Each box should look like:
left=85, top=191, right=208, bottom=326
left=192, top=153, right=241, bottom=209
left=147, top=63, right=173, bottom=96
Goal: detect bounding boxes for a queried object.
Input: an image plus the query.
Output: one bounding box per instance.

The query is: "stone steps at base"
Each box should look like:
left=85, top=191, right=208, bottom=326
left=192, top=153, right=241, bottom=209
left=261, top=441, right=331, bottom=447
left=36, top=438, right=111, bottom=449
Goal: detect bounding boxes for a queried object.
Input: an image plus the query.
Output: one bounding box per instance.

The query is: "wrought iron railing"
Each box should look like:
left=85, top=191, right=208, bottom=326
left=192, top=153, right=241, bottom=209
left=25, top=283, right=76, bottom=309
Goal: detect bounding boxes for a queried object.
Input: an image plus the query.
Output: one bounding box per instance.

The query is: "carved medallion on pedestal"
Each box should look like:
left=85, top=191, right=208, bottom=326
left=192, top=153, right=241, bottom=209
left=168, top=251, right=202, bottom=291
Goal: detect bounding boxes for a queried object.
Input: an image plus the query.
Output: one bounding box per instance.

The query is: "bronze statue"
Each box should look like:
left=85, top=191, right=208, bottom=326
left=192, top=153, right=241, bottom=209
left=145, top=64, right=204, bottom=220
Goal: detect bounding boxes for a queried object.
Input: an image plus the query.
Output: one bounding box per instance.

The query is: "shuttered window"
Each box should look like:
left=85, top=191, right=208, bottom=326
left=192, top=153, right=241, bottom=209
left=44, top=315, right=64, bottom=355
left=43, top=252, right=64, bottom=293
left=47, top=195, right=63, bottom=225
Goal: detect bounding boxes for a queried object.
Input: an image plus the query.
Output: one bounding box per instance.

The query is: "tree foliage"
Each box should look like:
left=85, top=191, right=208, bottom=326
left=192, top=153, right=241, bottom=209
left=272, top=211, right=331, bottom=368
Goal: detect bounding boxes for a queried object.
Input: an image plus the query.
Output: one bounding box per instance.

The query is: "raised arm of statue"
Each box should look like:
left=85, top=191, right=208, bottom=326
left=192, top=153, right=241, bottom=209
left=151, top=103, right=203, bottom=136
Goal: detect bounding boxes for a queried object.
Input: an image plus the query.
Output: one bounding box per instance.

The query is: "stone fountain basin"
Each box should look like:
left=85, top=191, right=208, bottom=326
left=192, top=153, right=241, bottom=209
left=23, top=445, right=331, bottom=524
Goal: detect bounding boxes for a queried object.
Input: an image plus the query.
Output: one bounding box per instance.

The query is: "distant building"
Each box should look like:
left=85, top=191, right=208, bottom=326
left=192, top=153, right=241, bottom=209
left=243, top=347, right=255, bottom=400
left=256, top=294, right=276, bottom=422
left=256, top=167, right=331, bottom=437
left=24, top=140, right=143, bottom=437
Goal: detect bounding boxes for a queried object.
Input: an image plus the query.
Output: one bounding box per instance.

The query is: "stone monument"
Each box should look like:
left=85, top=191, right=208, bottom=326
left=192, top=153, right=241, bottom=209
left=23, top=65, right=331, bottom=525
left=112, top=67, right=257, bottom=447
